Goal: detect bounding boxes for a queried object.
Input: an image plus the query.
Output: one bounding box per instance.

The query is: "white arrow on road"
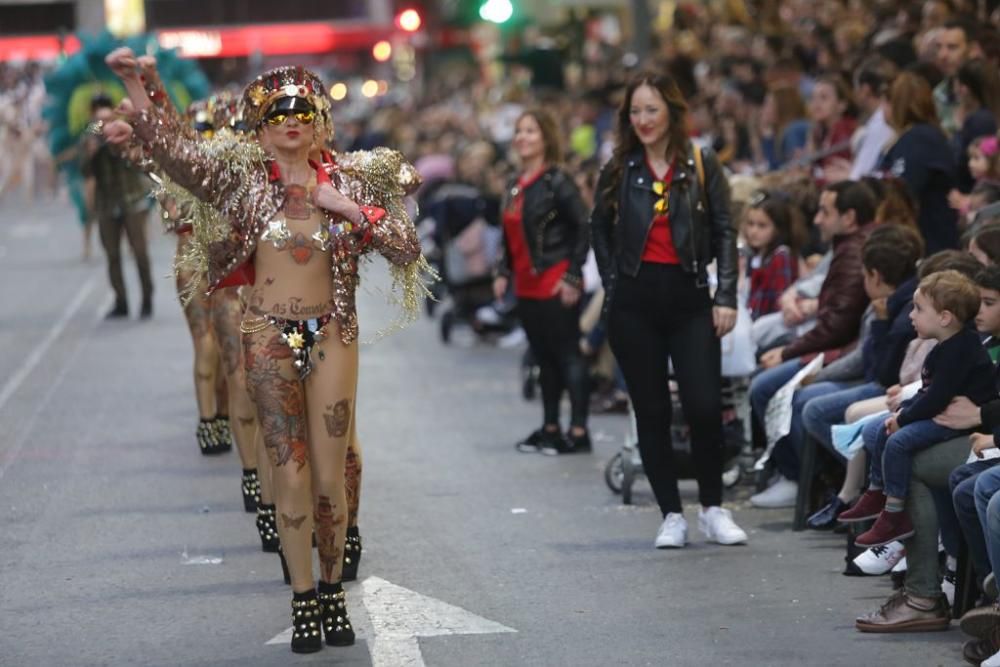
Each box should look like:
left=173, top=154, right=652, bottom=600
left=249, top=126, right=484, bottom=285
left=266, top=576, right=516, bottom=665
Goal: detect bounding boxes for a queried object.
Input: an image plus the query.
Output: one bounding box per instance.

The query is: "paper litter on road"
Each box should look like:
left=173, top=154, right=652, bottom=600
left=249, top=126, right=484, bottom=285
left=181, top=549, right=223, bottom=565
left=510, top=508, right=527, bottom=514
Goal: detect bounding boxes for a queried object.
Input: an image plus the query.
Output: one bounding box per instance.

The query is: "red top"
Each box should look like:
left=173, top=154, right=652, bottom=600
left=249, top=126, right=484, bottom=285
left=502, top=167, right=569, bottom=299
left=641, top=156, right=680, bottom=265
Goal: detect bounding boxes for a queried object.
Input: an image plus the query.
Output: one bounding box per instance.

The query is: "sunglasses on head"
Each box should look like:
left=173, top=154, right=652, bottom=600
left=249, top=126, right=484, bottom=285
left=264, top=110, right=316, bottom=126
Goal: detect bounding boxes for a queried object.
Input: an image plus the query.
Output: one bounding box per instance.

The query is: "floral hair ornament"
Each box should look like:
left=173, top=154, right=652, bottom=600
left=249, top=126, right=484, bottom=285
left=242, top=66, right=332, bottom=140
left=979, top=135, right=999, bottom=157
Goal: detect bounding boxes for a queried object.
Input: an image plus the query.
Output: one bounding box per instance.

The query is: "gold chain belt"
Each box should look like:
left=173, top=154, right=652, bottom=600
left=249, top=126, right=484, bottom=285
left=239, top=316, right=272, bottom=335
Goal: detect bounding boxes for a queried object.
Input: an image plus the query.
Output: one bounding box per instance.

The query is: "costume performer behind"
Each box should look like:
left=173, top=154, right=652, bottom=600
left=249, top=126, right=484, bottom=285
left=106, top=49, right=425, bottom=653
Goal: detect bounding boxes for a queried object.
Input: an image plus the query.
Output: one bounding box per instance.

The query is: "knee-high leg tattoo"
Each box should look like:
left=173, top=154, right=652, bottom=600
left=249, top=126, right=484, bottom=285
left=243, top=331, right=309, bottom=470
left=345, top=435, right=362, bottom=527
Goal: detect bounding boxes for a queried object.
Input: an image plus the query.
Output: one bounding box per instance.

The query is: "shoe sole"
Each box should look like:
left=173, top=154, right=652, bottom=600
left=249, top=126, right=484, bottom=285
left=855, top=530, right=915, bottom=549
left=855, top=618, right=950, bottom=633
left=326, top=637, right=356, bottom=647
left=654, top=541, right=686, bottom=549
left=515, top=445, right=540, bottom=453
left=837, top=512, right=880, bottom=523
left=960, top=610, right=1000, bottom=639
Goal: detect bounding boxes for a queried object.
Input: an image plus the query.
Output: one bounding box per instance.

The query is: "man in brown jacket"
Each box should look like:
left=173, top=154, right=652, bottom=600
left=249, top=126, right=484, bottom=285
left=747, top=180, right=876, bottom=508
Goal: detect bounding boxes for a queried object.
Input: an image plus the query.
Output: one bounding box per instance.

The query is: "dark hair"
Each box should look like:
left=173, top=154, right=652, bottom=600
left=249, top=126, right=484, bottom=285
left=747, top=191, right=807, bottom=255
left=919, top=249, right=983, bottom=279
left=813, top=74, right=858, bottom=120
left=516, top=108, right=564, bottom=165
left=868, top=176, right=919, bottom=228
left=976, top=264, right=1000, bottom=292
left=90, top=93, right=113, bottom=112
left=854, top=56, right=898, bottom=99
left=824, top=180, right=877, bottom=227
left=888, top=71, right=940, bottom=131
left=942, top=18, right=977, bottom=44
left=862, top=224, right=924, bottom=286
left=973, top=223, right=1000, bottom=264
left=601, top=70, right=690, bottom=211
left=956, top=59, right=1000, bottom=120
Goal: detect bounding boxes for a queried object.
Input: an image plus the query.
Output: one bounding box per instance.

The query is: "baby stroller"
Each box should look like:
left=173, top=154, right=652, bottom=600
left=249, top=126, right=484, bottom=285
left=604, top=376, right=750, bottom=504
left=416, top=182, right=511, bottom=343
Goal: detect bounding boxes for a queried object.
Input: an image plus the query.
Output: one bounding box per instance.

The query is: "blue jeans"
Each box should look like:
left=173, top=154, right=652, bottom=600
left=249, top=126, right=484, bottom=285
left=750, top=359, right=803, bottom=480
left=863, top=417, right=965, bottom=499
left=950, top=459, right=1000, bottom=578
left=974, top=466, right=1000, bottom=574
left=802, top=381, right=886, bottom=458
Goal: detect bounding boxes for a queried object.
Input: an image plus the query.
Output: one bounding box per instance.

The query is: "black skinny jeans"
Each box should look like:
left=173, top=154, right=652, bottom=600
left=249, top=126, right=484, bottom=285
left=517, top=296, right=590, bottom=430
left=608, top=263, right=723, bottom=514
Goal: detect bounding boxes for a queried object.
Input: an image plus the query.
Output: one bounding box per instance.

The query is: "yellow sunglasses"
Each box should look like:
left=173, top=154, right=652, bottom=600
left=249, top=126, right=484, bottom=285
left=265, top=110, right=316, bottom=126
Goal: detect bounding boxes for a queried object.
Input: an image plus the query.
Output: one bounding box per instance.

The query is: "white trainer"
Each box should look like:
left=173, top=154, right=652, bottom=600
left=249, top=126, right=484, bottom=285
left=654, top=512, right=688, bottom=548
left=749, top=477, right=798, bottom=508
left=891, top=556, right=907, bottom=573
left=852, top=541, right=905, bottom=575
left=983, top=648, right=1000, bottom=667
left=699, top=506, right=748, bottom=545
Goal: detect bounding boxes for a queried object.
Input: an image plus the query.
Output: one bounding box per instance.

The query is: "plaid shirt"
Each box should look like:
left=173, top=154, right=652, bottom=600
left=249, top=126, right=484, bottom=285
left=748, top=245, right=797, bottom=320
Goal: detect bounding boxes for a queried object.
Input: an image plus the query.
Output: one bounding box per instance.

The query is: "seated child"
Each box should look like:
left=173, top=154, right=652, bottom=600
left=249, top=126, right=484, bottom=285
left=743, top=190, right=804, bottom=320
left=838, top=270, right=998, bottom=546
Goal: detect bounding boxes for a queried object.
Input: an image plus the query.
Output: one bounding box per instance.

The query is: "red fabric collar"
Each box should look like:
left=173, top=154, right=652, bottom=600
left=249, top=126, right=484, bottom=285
left=517, top=164, right=548, bottom=190
left=268, top=151, right=337, bottom=183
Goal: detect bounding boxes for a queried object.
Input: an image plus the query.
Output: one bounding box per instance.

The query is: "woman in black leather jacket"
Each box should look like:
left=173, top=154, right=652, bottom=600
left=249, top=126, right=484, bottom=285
left=493, top=108, right=592, bottom=455
left=589, top=71, right=747, bottom=547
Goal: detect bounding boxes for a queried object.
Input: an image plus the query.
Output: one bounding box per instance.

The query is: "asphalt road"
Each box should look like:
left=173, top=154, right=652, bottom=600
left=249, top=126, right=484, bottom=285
left=0, top=193, right=961, bottom=666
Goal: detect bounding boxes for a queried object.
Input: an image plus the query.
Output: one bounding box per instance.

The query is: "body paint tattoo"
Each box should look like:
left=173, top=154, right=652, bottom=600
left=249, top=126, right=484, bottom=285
left=289, top=232, right=314, bottom=265
left=284, top=184, right=313, bottom=220
left=243, top=332, right=309, bottom=470
left=315, top=495, right=344, bottom=581
left=324, top=400, right=351, bottom=438
left=281, top=513, right=307, bottom=530
left=345, top=446, right=361, bottom=526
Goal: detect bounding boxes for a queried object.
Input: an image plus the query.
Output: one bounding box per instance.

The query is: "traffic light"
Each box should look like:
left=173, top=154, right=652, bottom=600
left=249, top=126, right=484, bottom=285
left=479, top=0, right=513, bottom=23
left=396, top=8, right=422, bottom=32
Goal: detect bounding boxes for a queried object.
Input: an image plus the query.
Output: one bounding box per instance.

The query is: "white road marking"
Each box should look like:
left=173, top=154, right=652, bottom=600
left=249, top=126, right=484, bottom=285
left=363, top=576, right=516, bottom=666
left=0, top=274, right=97, bottom=413
left=265, top=576, right=516, bottom=666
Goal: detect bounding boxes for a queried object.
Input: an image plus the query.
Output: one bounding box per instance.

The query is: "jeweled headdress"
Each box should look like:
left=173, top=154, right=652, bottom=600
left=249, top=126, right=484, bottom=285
left=241, top=66, right=332, bottom=140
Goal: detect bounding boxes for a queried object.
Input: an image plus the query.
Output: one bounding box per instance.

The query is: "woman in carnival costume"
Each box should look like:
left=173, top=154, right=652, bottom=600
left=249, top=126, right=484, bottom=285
left=105, top=48, right=425, bottom=653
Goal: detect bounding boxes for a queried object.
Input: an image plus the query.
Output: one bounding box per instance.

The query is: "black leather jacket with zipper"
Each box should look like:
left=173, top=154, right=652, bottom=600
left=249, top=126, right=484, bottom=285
left=495, top=166, right=590, bottom=288
left=589, top=143, right=737, bottom=309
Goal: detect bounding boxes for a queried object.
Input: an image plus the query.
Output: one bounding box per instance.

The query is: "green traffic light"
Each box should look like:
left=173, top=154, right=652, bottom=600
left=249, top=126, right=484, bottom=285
left=479, top=0, right=513, bottom=23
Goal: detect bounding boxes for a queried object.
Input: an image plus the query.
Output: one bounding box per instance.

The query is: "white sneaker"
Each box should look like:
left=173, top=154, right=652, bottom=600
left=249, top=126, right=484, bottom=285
left=852, top=541, right=905, bottom=575
left=983, top=648, right=1000, bottom=667
left=699, top=506, right=748, bottom=545
left=749, top=477, right=798, bottom=508
left=941, top=567, right=956, bottom=608
left=654, top=512, right=688, bottom=548
left=891, top=556, right=907, bottom=573
left=497, top=327, right=527, bottom=349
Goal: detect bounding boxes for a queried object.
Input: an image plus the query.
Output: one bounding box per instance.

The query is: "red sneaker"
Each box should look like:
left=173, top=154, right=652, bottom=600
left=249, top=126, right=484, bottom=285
left=855, top=510, right=915, bottom=548
left=837, top=490, right=886, bottom=523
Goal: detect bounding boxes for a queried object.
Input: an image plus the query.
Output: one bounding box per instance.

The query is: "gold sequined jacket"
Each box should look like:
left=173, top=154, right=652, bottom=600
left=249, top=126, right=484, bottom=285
left=131, top=105, right=423, bottom=344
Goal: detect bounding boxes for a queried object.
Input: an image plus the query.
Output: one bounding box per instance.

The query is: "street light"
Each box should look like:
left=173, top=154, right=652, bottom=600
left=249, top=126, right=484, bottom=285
left=479, top=0, right=513, bottom=23
left=396, top=8, right=422, bottom=32
left=372, top=40, right=392, bottom=62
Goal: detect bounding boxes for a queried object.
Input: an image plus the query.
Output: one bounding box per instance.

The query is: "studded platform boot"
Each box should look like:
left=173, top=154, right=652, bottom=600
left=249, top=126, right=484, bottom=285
left=211, top=415, right=233, bottom=452
left=256, top=503, right=280, bottom=552
left=240, top=469, right=259, bottom=513
left=342, top=527, right=362, bottom=582
left=318, top=580, right=355, bottom=646
left=290, top=590, right=323, bottom=653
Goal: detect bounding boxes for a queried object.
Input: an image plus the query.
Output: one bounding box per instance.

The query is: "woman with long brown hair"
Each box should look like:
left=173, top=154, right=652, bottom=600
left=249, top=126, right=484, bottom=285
left=755, top=84, right=810, bottom=170
left=882, top=71, right=959, bottom=253
left=590, top=70, right=747, bottom=548
left=806, top=74, right=858, bottom=179
left=493, top=108, right=592, bottom=454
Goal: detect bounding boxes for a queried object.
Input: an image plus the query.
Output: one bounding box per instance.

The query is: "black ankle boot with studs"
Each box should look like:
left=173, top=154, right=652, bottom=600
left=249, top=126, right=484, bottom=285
left=197, top=418, right=230, bottom=455
left=342, top=526, right=362, bottom=582
left=240, top=469, right=259, bottom=513
left=318, top=580, right=355, bottom=646
left=256, top=504, right=280, bottom=553
left=290, top=590, right=323, bottom=653
left=211, top=415, right=233, bottom=452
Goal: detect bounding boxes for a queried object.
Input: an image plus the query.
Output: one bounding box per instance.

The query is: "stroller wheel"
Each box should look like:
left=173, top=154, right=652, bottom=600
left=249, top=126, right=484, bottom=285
left=604, top=453, right=624, bottom=494
left=440, top=310, right=454, bottom=344
left=622, top=450, right=635, bottom=505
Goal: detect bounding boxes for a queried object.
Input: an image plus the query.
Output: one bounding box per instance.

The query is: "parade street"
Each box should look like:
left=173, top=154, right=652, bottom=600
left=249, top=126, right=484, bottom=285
left=0, top=196, right=957, bottom=666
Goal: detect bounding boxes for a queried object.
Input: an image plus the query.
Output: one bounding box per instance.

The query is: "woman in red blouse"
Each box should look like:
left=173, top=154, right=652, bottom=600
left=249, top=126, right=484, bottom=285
left=493, top=109, right=592, bottom=455
left=807, top=75, right=858, bottom=182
